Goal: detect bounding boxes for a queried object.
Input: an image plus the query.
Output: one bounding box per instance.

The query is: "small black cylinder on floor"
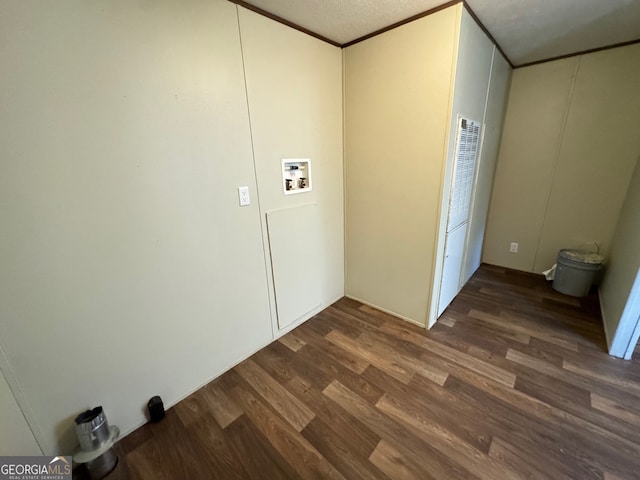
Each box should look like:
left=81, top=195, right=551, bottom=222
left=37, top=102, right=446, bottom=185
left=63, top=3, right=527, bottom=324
left=148, top=395, right=165, bottom=422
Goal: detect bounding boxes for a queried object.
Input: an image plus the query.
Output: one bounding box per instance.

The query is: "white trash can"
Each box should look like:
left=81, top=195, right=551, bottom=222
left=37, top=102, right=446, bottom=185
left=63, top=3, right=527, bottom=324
left=552, top=249, right=604, bottom=297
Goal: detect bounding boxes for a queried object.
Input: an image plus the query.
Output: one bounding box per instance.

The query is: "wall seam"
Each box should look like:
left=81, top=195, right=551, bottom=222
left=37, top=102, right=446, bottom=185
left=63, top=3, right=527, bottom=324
left=530, top=56, right=581, bottom=272
left=0, top=343, right=46, bottom=454
left=342, top=48, right=348, bottom=297
left=235, top=5, right=276, bottom=338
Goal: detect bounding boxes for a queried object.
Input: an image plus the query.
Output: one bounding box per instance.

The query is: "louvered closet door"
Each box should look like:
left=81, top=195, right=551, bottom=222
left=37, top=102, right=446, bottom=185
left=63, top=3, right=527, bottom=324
left=447, top=118, right=480, bottom=232
left=438, top=117, right=481, bottom=316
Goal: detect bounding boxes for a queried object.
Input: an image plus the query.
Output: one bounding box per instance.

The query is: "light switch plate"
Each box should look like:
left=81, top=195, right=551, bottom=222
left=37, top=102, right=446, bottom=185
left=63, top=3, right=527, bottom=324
left=238, top=186, right=250, bottom=206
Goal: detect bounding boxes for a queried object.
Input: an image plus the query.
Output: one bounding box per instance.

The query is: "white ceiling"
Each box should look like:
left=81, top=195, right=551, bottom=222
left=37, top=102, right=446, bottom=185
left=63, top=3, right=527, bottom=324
left=239, top=0, right=640, bottom=66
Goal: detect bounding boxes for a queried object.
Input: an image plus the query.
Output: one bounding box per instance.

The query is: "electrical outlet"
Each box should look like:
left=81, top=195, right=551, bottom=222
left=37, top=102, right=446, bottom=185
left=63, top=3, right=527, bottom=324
left=238, top=186, right=250, bottom=206
left=510, top=242, right=519, bottom=253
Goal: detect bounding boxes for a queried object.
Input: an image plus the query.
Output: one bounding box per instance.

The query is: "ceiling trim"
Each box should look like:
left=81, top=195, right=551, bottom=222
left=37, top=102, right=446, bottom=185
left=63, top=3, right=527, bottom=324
left=230, top=0, right=513, bottom=70
left=341, top=0, right=462, bottom=48
left=515, top=37, right=640, bottom=69
left=462, top=1, right=514, bottom=69
left=229, top=0, right=342, bottom=47
left=228, top=0, right=639, bottom=69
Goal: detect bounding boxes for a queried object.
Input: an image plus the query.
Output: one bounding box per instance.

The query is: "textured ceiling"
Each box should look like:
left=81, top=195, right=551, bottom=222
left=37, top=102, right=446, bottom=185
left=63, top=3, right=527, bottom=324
left=239, top=0, right=640, bottom=66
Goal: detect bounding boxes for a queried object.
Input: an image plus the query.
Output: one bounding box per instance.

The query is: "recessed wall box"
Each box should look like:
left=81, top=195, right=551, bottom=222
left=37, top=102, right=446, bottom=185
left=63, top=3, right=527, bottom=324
left=282, top=159, right=312, bottom=195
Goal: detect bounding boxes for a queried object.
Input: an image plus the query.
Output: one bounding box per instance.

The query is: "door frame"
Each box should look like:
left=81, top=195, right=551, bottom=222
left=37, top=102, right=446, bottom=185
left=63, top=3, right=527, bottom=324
left=608, top=267, right=640, bottom=359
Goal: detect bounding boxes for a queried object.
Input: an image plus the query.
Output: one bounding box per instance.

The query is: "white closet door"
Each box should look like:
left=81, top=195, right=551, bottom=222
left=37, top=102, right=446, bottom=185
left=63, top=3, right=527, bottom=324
left=438, top=223, right=468, bottom=316
left=438, top=117, right=481, bottom=316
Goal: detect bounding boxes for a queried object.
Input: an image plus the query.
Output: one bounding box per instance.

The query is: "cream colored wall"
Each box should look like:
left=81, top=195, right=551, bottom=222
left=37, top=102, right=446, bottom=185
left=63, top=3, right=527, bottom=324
left=0, top=368, right=41, bottom=455
left=484, top=44, right=640, bottom=272
left=483, top=59, right=577, bottom=271
left=600, top=159, right=640, bottom=355
left=533, top=45, right=640, bottom=272
left=237, top=8, right=344, bottom=332
left=344, top=6, right=461, bottom=326
left=0, top=0, right=343, bottom=455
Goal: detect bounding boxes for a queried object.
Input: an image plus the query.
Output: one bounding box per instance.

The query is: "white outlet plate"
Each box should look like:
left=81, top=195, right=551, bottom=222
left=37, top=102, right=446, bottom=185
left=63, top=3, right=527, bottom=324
left=510, top=242, right=519, bottom=253
left=238, top=186, right=250, bottom=206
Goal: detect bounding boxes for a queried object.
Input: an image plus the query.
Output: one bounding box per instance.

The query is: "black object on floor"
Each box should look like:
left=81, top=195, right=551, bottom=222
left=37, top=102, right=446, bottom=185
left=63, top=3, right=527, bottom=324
left=148, top=396, right=165, bottom=423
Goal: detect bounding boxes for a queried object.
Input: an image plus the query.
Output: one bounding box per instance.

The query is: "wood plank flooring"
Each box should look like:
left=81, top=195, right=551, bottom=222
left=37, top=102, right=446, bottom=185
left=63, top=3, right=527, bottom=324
left=79, top=265, right=640, bottom=479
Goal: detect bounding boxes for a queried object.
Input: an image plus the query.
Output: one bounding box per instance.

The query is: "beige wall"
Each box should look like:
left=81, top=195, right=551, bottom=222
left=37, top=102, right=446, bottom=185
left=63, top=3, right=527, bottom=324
left=344, top=6, right=461, bottom=326
left=0, top=0, right=343, bottom=455
left=600, top=159, right=640, bottom=355
left=484, top=44, right=640, bottom=272
left=483, top=59, right=577, bottom=271
left=238, top=8, right=344, bottom=331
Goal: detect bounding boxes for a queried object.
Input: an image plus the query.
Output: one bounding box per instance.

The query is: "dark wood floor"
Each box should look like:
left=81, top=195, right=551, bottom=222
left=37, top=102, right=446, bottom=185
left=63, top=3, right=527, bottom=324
left=88, top=265, right=640, bottom=480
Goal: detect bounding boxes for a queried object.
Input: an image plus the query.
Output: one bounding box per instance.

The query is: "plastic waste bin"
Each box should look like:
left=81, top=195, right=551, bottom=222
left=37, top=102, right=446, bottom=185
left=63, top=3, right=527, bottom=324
left=552, top=249, right=604, bottom=297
